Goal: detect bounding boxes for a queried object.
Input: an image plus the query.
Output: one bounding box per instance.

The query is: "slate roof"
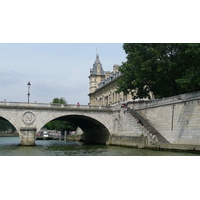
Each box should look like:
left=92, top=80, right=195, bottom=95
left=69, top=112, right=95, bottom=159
left=91, top=54, right=105, bottom=75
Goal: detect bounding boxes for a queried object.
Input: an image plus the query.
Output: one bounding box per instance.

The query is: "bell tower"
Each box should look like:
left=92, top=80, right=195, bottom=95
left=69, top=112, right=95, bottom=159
left=88, top=54, right=105, bottom=103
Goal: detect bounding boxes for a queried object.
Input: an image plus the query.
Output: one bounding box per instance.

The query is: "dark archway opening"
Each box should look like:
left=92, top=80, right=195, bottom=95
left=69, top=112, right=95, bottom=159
left=42, top=115, right=110, bottom=144
left=0, top=117, right=17, bottom=136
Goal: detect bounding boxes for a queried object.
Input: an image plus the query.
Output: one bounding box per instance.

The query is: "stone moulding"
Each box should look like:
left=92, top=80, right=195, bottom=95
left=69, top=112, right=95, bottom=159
left=20, top=127, right=36, bottom=131
left=22, top=111, right=36, bottom=125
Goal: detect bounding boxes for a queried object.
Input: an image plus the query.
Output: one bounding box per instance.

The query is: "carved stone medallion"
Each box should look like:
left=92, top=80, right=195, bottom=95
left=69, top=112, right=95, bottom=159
left=22, top=111, right=36, bottom=125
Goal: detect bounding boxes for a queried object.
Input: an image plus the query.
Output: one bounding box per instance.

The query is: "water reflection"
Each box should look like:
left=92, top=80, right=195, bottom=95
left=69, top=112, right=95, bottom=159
left=0, top=137, right=199, bottom=156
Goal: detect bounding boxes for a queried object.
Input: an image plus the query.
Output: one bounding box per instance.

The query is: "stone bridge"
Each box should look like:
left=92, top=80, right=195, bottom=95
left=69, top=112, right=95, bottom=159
left=0, top=102, right=117, bottom=145
left=1, top=90, right=200, bottom=148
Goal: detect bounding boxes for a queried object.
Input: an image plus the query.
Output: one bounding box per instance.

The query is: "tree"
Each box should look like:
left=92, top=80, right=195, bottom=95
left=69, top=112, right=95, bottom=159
left=51, top=97, right=67, bottom=104
left=44, top=120, right=77, bottom=133
left=0, top=118, right=16, bottom=133
left=175, top=44, right=200, bottom=93
left=117, top=43, right=200, bottom=99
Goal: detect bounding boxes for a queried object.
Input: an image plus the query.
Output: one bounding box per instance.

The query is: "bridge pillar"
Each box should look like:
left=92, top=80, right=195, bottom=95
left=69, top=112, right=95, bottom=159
left=19, top=127, right=36, bottom=146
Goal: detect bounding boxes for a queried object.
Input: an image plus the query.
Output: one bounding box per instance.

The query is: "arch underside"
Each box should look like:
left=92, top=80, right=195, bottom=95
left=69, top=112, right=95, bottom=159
left=47, top=115, right=110, bottom=144
left=0, top=116, right=17, bottom=133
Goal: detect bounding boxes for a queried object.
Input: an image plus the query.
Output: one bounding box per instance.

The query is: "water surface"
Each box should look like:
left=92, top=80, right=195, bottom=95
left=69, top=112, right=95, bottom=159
left=0, top=137, right=199, bottom=156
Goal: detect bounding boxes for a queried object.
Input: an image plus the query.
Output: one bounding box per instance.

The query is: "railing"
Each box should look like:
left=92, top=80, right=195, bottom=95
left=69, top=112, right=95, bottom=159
left=0, top=101, right=112, bottom=110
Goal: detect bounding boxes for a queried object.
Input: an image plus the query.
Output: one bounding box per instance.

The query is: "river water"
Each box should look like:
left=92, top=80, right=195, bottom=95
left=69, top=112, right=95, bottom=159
left=0, top=136, right=199, bottom=156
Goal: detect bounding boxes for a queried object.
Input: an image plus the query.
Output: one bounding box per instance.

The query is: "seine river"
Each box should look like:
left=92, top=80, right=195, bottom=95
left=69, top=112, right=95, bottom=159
left=0, top=136, right=199, bottom=156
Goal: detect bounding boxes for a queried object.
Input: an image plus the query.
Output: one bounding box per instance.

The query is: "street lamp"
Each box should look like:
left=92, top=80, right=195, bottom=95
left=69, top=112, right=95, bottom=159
left=27, top=81, right=31, bottom=103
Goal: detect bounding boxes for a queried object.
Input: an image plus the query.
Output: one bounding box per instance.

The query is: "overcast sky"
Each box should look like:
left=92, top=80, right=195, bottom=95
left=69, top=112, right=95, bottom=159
left=1, top=1, right=198, bottom=105
left=0, top=43, right=127, bottom=104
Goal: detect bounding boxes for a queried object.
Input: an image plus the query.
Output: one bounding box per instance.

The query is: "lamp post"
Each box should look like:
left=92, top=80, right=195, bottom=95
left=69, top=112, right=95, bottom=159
left=27, top=81, right=31, bottom=103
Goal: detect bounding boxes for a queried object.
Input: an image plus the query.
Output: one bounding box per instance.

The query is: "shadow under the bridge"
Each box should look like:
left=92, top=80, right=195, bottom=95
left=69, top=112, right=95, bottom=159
left=0, top=116, right=17, bottom=135
left=46, top=115, right=110, bottom=145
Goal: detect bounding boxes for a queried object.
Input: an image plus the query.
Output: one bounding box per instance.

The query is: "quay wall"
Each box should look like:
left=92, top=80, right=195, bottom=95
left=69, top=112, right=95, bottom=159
left=108, top=135, right=147, bottom=148
left=107, top=135, right=200, bottom=152
left=131, top=91, right=200, bottom=145
left=0, top=133, right=19, bottom=137
left=66, top=135, right=82, bottom=141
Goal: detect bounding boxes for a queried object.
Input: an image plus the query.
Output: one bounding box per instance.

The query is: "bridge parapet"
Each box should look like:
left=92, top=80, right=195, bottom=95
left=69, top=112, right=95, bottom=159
left=0, top=101, right=112, bottom=111
left=131, top=90, right=200, bottom=110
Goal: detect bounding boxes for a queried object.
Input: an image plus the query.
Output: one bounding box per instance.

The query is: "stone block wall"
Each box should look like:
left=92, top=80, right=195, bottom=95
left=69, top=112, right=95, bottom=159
left=133, top=92, right=200, bottom=145
left=108, top=135, right=147, bottom=148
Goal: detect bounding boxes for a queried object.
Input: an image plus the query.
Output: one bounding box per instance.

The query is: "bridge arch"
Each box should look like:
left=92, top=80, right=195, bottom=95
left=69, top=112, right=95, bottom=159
left=0, top=103, right=114, bottom=145
left=39, top=114, right=110, bottom=144
left=0, top=115, right=19, bottom=133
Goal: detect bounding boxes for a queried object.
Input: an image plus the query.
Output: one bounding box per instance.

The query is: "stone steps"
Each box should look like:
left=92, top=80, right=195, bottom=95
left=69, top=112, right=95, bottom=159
left=129, top=109, right=170, bottom=144
left=118, top=110, right=152, bottom=137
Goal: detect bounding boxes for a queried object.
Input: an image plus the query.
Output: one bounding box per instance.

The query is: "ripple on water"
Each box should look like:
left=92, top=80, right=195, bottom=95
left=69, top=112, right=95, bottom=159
left=0, top=137, right=199, bottom=156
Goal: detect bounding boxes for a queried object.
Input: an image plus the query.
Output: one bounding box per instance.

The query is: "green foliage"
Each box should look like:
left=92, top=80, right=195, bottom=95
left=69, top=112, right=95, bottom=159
left=117, top=43, right=200, bottom=99
left=0, top=118, right=16, bottom=132
left=44, top=120, right=77, bottom=133
left=44, top=97, right=77, bottom=133
left=52, top=97, right=67, bottom=104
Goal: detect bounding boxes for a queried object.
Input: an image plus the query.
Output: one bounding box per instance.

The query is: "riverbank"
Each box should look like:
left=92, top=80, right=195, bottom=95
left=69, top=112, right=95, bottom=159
left=66, top=135, right=200, bottom=154
left=109, top=135, right=200, bottom=153
left=66, top=135, right=82, bottom=141
left=0, top=133, right=19, bottom=137
left=148, top=142, right=200, bottom=153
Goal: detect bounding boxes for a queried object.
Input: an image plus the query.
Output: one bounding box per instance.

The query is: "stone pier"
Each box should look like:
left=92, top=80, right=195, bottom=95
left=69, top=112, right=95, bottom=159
left=19, top=127, right=36, bottom=146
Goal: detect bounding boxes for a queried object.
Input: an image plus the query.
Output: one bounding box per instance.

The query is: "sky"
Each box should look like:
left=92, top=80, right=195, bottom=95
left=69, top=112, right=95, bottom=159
left=1, top=2, right=199, bottom=105
left=0, top=43, right=127, bottom=104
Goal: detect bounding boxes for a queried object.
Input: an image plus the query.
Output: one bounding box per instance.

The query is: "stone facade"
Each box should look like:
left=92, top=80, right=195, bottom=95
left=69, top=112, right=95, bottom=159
left=88, top=54, right=133, bottom=106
